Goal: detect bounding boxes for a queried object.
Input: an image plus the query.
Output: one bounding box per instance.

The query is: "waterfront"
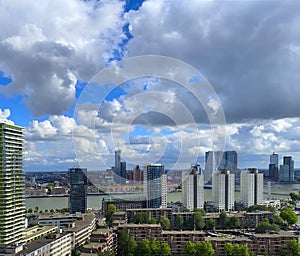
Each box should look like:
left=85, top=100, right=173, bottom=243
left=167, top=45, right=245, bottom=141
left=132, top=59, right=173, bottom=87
left=26, top=183, right=300, bottom=211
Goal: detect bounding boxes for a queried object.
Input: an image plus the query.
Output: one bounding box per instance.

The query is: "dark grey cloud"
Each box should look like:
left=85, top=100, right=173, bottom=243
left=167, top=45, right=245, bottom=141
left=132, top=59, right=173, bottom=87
left=126, top=0, right=300, bottom=123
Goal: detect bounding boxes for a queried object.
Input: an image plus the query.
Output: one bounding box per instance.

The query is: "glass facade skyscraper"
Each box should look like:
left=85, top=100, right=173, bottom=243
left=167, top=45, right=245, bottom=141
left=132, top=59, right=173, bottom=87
left=69, top=167, right=87, bottom=213
left=0, top=123, right=25, bottom=246
left=144, top=164, right=167, bottom=208
left=205, top=151, right=237, bottom=184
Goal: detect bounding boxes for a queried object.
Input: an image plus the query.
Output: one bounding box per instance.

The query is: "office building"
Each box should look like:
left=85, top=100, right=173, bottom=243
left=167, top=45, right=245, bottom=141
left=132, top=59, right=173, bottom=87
left=133, top=165, right=143, bottom=182
left=240, top=168, right=264, bottom=207
left=269, top=152, right=279, bottom=181
left=279, top=156, right=294, bottom=182
left=182, top=164, right=204, bottom=211
left=212, top=169, right=235, bottom=211
left=114, top=150, right=126, bottom=184
left=0, top=123, right=25, bottom=247
left=205, top=151, right=237, bottom=184
left=69, top=167, right=87, bottom=213
left=144, top=164, right=167, bottom=208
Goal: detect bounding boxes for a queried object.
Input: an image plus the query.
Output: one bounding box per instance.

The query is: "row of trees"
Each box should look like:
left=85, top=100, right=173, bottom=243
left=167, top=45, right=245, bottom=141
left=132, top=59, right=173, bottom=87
left=27, top=207, right=69, bottom=214
left=185, top=241, right=253, bottom=256
left=118, top=230, right=171, bottom=256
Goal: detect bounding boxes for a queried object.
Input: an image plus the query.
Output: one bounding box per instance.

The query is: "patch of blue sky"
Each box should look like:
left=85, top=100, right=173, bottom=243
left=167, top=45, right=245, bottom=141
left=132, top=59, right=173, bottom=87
left=107, top=0, right=145, bottom=64
left=129, top=125, right=151, bottom=136
left=188, top=76, right=204, bottom=84
left=124, top=0, right=144, bottom=12
left=0, top=71, right=12, bottom=86
left=0, top=94, right=32, bottom=127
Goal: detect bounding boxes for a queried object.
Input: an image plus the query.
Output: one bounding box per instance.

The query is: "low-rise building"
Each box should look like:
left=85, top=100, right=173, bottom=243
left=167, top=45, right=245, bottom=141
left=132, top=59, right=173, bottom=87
left=126, top=208, right=172, bottom=223
left=63, top=213, right=96, bottom=248
left=16, top=233, right=72, bottom=256
left=81, top=228, right=116, bottom=254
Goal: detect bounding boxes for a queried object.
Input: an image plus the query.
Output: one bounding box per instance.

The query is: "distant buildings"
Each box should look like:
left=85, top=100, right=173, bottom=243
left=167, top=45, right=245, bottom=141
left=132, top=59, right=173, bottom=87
left=144, top=164, right=167, bottom=208
left=0, top=123, right=25, bottom=248
left=205, top=151, right=237, bottom=184
left=69, top=167, right=87, bottom=213
left=279, top=156, right=294, bottom=182
left=240, top=168, right=264, bottom=207
left=182, top=164, right=204, bottom=211
left=212, top=169, right=235, bottom=211
left=269, top=152, right=279, bottom=181
left=114, top=150, right=126, bottom=184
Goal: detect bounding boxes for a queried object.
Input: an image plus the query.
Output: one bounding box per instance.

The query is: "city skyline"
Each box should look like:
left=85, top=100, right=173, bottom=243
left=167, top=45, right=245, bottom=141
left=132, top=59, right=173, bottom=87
left=0, top=0, right=300, bottom=171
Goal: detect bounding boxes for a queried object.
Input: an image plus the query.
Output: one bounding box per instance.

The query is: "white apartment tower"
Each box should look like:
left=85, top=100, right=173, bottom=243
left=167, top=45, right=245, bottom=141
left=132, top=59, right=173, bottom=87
left=182, top=165, right=204, bottom=211
left=240, top=168, right=264, bottom=207
left=212, top=169, right=235, bottom=211
left=0, top=123, right=25, bottom=247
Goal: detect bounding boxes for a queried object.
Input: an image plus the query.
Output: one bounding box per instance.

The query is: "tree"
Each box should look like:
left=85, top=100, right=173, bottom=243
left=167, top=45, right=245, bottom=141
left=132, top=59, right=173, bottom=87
left=160, top=216, right=171, bottom=230
left=194, top=212, right=205, bottom=230
left=133, top=212, right=150, bottom=224
left=150, top=218, right=157, bottom=224
left=139, top=238, right=152, bottom=256
left=270, top=215, right=284, bottom=225
left=195, top=241, right=215, bottom=256
left=289, top=192, right=300, bottom=202
left=280, top=207, right=298, bottom=226
left=195, top=208, right=206, bottom=216
left=98, top=250, right=115, bottom=256
left=104, top=204, right=118, bottom=227
left=277, top=239, right=300, bottom=256
left=160, top=242, right=171, bottom=255
left=224, top=242, right=250, bottom=256
left=255, top=221, right=280, bottom=233
left=178, top=215, right=184, bottom=230
left=220, top=211, right=228, bottom=229
left=150, top=239, right=160, bottom=255
left=118, top=230, right=137, bottom=256
left=34, top=206, right=39, bottom=213
left=185, top=241, right=197, bottom=255
left=185, top=241, right=215, bottom=256
left=228, top=216, right=241, bottom=229
left=28, top=208, right=33, bottom=213
left=207, top=218, right=216, bottom=231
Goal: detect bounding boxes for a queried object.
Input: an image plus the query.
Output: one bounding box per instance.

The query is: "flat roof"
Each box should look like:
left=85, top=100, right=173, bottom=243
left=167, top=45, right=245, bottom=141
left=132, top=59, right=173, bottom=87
left=63, top=213, right=95, bottom=232
left=16, top=233, right=70, bottom=255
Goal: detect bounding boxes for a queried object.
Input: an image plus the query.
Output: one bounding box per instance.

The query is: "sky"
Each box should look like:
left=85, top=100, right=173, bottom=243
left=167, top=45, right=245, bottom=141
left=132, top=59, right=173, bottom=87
left=0, top=0, right=300, bottom=172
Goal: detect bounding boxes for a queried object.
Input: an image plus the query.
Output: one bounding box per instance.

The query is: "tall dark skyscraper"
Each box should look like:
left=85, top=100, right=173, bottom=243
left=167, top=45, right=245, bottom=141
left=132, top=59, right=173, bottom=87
left=144, top=164, right=167, bottom=208
left=114, top=150, right=126, bottom=184
left=69, top=167, right=87, bottom=213
left=269, top=152, right=279, bottom=181
left=205, top=151, right=237, bottom=184
left=279, top=156, right=294, bottom=182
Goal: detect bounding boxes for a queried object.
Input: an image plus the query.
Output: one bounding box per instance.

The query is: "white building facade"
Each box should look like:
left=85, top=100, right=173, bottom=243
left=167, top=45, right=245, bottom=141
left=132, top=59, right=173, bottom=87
left=212, top=170, right=235, bottom=211
left=240, top=168, right=264, bottom=207
left=182, top=166, right=204, bottom=211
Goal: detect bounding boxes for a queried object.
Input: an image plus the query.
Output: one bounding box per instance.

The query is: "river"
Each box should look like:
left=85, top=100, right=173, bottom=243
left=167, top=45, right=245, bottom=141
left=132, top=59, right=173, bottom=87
left=25, top=183, right=300, bottom=211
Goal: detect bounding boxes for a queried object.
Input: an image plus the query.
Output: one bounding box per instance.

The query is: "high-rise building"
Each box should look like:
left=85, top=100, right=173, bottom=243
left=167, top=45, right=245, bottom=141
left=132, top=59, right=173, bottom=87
left=114, top=150, right=126, bottom=184
left=212, top=169, right=235, bottom=211
left=182, top=164, right=204, bottom=211
left=205, top=151, right=237, bottom=184
left=279, top=156, right=294, bottom=182
left=69, top=167, right=87, bottom=213
left=205, top=151, right=223, bottom=184
left=143, top=164, right=167, bottom=208
left=0, top=123, right=25, bottom=246
left=269, top=153, right=279, bottom=181
left=240, top=168, right=264, bottom=207
left=133, top=165, right=143, bottom=182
